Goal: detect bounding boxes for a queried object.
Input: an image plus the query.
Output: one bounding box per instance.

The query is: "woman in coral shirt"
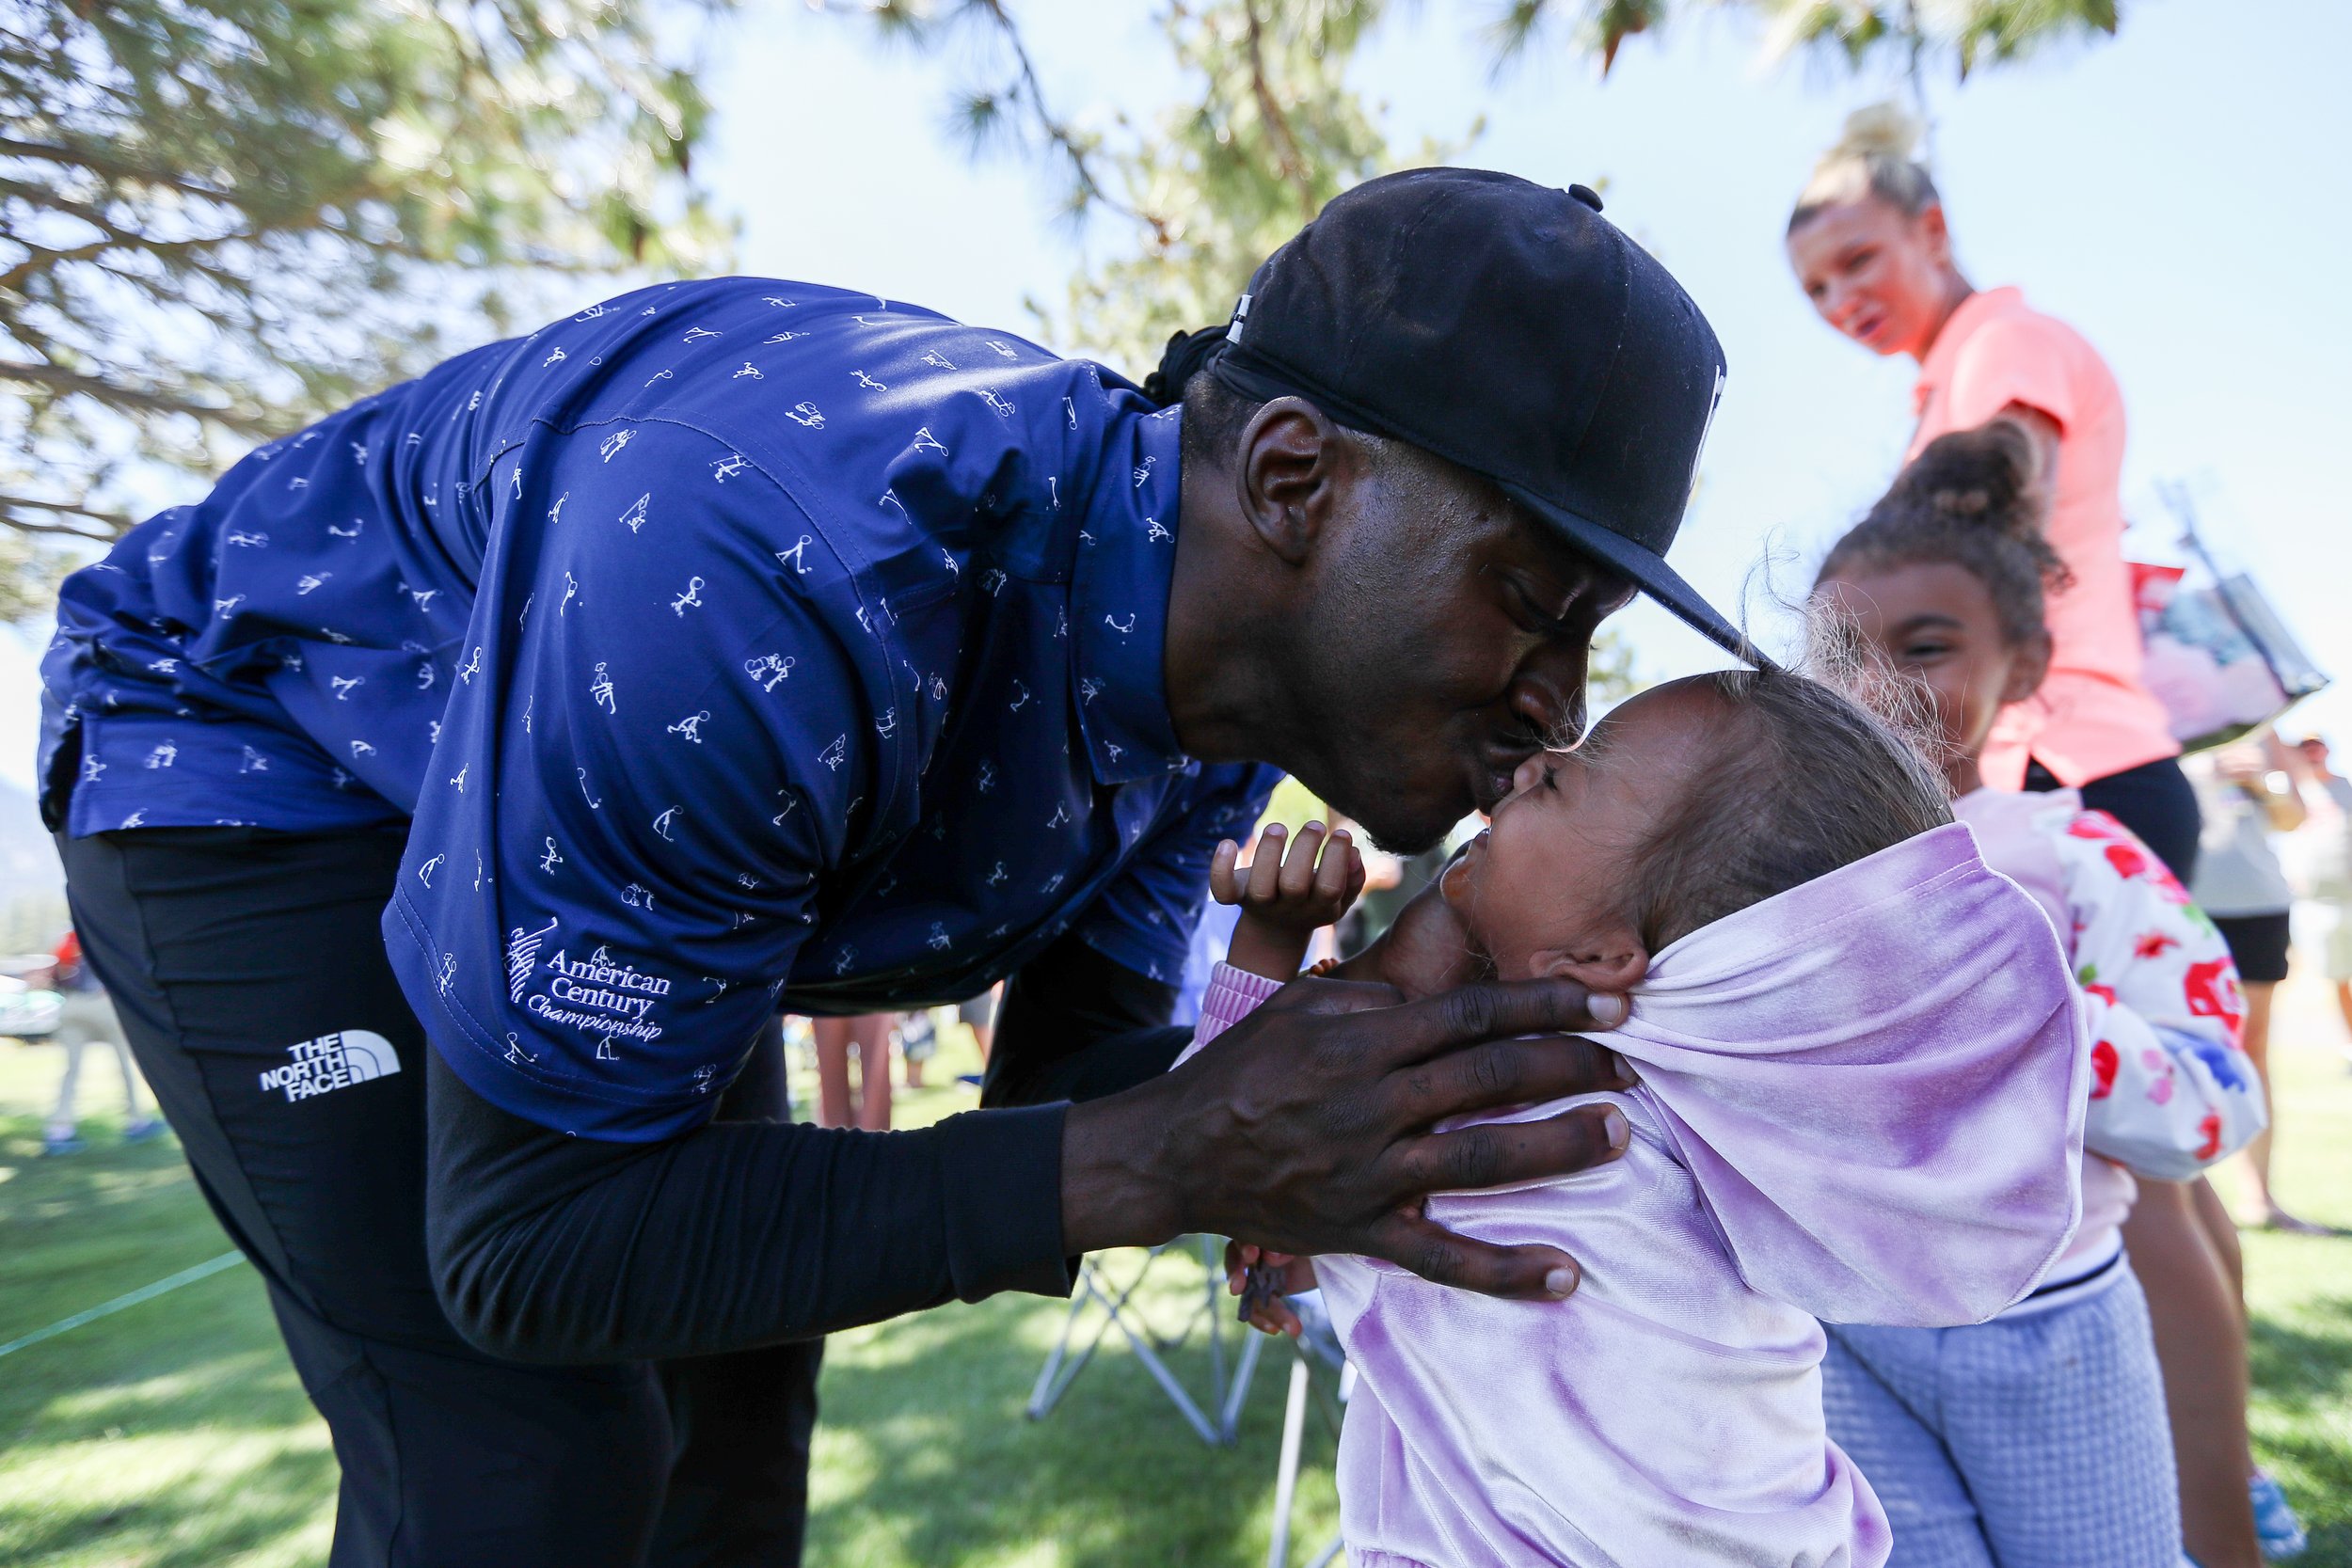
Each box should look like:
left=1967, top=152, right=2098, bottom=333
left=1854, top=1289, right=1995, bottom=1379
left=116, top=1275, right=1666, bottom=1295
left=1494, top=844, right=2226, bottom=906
left=1786, top=108, right=2195, bottom=872
left=1785, top=107, right=2285, bottom=1568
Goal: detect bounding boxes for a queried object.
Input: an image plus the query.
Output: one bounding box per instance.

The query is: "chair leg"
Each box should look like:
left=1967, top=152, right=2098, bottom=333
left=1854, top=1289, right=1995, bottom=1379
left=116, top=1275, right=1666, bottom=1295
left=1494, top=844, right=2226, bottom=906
left=1266, top=1353, right=1312, bottom=1568
left=1025, top=1260, right=1117, bottom=1419
left=1202, top=1233, right=1229, bottom=1404
left=1028, top=1243, right=1265, bottom=1447
left=1110, top=1303, right=1225, bottom=1445
left=1221, top=1324, right=1266, bottom=1442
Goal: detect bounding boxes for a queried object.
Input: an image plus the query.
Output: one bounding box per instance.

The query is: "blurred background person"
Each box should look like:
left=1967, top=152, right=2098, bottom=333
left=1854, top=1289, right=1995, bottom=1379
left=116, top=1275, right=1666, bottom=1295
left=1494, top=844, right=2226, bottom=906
left=898, top=1009, right=936, bottom=1091
left=812, top=1013, right=895, bottom=1131
left=41, top=927, right=161, bottom=1157
left=957, top=985, right=999, bottom=1070
left=1786, top=107, right=2275, bottom=1568
left=2291, top=734, right=2352, bottom=1049
left=2191, top=735, right=2325, bottom=1235
left=1785, top=104, right=2196, bottom=874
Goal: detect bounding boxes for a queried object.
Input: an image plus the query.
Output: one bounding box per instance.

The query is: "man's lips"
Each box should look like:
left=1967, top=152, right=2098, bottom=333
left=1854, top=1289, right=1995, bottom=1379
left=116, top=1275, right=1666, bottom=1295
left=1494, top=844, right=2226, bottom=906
left=1471, top=760, right=1514, bottom=815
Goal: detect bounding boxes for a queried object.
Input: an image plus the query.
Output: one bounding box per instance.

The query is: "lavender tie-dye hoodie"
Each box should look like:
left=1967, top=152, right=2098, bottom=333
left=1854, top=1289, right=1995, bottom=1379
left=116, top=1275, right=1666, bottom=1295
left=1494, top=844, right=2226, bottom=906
left=1184, top=821, right=2088, bottom=1567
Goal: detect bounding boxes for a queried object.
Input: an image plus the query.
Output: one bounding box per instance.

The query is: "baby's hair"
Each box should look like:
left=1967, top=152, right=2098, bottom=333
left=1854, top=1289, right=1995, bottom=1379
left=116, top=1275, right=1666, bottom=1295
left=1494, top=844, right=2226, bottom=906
left=1816, top=420, right=2069, bottom=649
left=1788, top=103, right=1940, bottom=233
left=1628, top=665, right=1953, bottom=951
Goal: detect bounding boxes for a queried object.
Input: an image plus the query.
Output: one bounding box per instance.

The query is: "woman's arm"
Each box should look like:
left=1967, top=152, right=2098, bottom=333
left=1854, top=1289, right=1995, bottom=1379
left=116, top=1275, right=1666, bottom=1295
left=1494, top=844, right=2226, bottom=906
left=2222, top=733, right=2310, bottom=833
left=1969, top=403, right=2062, bottom=522
left=1939, top=309, right=2071, bottom=521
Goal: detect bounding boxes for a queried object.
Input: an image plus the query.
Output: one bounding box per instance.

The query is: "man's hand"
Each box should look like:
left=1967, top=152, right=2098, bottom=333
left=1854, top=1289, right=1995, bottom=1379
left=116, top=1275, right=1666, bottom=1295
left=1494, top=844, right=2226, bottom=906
left=1060, top=975, right=1632, bottom=1300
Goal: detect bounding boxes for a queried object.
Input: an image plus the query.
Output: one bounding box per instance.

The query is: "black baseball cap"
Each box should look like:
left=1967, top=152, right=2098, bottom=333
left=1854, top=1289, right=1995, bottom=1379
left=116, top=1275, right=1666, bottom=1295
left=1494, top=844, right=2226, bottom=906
left=1205, top=166, right=1758, bottom=664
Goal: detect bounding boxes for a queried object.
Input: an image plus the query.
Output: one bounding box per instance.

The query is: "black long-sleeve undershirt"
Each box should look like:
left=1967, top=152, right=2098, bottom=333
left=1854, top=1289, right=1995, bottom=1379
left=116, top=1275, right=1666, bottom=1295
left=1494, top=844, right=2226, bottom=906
left=424, top=933, right=1185, bottom=1364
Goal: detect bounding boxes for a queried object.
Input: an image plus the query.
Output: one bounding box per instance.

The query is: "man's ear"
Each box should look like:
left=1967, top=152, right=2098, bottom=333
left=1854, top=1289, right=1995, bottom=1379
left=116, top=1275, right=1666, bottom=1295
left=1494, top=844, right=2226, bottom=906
left=2002, top=628, right=2053, bottom=708
left=1533, top=926, right=1649, bottom=994
left=1238, top=397, right=1351, bottom=566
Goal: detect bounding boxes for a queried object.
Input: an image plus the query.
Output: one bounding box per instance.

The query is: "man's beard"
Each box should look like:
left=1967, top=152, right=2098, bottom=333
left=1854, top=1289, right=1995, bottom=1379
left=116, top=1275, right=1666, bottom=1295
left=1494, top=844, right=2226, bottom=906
left=1305, top=749, right=1468, bottom=858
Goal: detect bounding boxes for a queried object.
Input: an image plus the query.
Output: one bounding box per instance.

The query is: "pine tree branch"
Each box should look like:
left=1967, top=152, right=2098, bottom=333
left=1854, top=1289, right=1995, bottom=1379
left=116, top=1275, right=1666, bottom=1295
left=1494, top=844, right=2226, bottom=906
left=0, top=178, right=149, bottom=245
left=0, top=136, right=239, bottom=204
left=851, top=0, right=1171, bottom=245
left=981, top=0, right=1167, bottom=238
left=1238, top=0, right=1315, bottom=215
left=0, top=237, right=127, bottom=293
left=0, top=358, right=277, bottom=433
left=0, top=494, right=131, bottom=540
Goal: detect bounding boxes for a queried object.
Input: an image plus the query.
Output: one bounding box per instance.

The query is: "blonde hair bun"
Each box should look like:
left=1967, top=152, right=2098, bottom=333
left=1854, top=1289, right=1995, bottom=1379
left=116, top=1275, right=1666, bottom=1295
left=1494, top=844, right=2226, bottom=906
left=1789, top=101, right=1939, bottom=229
left=1828, top=103, right=1925, bottom=166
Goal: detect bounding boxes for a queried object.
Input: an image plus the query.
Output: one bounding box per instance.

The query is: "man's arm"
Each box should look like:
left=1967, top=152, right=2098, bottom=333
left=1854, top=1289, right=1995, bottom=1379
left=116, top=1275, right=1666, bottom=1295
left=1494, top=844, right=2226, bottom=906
left=425, top=1049, right=1072, bottom=1362
left=426, top=972, right=1635, bottom=1361
left=982, top=931, right=1185, bottom=1108
left=1056, top=977, right=1632, bottom=1287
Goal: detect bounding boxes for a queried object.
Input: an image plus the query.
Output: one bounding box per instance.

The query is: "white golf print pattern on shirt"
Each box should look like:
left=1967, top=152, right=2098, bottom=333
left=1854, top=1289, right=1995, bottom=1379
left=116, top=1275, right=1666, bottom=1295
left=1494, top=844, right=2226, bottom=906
left=48, top=277, right=1279, bottom=1140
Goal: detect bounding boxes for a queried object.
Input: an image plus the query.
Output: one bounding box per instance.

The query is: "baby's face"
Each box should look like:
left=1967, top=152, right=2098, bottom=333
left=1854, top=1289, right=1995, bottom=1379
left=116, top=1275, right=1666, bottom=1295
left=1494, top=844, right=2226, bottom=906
left=1442, top=678, right=1722, bottom=989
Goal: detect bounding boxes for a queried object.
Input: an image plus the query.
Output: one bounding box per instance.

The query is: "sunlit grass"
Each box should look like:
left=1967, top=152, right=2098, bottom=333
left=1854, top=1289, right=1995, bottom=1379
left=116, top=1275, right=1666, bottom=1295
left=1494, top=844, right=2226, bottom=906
left=2227, top=962, right=2352, bottom=1552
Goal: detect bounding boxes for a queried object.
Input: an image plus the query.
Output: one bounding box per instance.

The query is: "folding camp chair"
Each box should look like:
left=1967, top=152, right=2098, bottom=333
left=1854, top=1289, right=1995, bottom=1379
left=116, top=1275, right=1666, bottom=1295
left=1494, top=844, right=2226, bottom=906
left=1025, top=1235, right=1267, bottom=1447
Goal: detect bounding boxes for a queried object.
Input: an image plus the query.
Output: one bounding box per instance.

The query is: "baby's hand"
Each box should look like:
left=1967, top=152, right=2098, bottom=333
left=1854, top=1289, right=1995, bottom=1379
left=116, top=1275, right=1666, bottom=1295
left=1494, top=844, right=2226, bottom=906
left=1225, top=1241, right=1320, bottom=1338
left=1211, top=821, right=1365, bottom=980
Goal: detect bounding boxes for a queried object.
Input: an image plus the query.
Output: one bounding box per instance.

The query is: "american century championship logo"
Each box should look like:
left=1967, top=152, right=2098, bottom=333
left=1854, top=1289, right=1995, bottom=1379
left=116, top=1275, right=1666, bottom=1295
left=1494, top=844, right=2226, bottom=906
left=526, top=944, right=670, bottom=1046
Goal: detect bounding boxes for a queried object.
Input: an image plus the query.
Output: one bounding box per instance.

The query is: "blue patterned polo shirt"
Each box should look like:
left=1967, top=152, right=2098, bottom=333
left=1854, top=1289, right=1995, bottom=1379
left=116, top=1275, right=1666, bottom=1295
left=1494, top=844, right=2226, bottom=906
left=43, top=278, right=1279, bottom=1138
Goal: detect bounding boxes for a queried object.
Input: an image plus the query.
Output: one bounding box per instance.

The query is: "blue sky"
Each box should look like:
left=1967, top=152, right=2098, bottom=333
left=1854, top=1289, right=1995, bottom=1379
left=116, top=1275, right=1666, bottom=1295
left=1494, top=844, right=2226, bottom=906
left=3, top=0, right=2344, bottom=788
left=694, top=0, right=2352, bottom=716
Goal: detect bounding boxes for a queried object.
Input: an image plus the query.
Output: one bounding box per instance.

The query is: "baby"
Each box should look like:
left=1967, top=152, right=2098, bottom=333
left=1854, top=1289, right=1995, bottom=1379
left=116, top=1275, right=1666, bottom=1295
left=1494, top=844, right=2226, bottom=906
left=1180, top=670, right=2090, bottom=1568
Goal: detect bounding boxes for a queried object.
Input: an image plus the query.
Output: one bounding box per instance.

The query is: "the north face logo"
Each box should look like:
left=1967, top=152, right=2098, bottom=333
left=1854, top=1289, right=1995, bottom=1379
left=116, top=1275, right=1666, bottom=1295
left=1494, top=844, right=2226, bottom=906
left=258, top=1031, right=402, bottom=1102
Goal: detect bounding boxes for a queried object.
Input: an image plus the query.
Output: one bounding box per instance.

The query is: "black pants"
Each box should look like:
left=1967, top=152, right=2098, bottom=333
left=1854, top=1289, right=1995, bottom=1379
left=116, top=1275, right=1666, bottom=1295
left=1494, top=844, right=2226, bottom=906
left=2211, top=911, right=2293, bottom=985
left=2026, top=752, right=2202, bottom=884
left=59, top=826, right=821, bottom=1568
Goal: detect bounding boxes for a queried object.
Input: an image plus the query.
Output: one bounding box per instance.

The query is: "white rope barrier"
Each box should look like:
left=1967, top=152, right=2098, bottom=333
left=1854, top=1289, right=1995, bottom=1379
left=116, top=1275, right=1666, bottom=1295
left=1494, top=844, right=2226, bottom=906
left=0, top=1252, right=247, bottom=1360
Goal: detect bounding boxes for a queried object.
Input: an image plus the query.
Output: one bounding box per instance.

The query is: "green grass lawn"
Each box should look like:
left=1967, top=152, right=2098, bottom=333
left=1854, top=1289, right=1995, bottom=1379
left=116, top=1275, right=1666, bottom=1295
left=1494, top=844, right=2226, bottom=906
left=2231, top=964, right=2352, bottom=1552
left=2, top=993, right=2346, bottom=1567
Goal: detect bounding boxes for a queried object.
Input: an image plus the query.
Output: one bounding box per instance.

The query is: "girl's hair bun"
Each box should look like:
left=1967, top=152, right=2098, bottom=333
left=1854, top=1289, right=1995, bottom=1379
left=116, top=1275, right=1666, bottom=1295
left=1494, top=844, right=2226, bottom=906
left=1814, top=418, right=2070, bottom=651
left=1887, top=422, right=2047, bottom=540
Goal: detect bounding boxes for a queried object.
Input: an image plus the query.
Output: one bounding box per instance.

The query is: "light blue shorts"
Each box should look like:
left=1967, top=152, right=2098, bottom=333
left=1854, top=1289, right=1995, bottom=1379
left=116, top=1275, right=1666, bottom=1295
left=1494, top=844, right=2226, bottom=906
left=1821, top=1268, right=2184, bottom=1568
